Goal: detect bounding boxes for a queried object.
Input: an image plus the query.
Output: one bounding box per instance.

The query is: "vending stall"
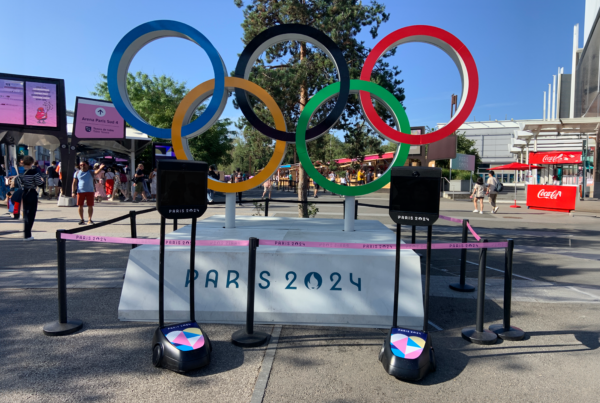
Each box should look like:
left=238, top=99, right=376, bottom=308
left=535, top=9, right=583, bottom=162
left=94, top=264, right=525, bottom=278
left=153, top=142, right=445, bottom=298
left=526, top=151, right=582, bottom=212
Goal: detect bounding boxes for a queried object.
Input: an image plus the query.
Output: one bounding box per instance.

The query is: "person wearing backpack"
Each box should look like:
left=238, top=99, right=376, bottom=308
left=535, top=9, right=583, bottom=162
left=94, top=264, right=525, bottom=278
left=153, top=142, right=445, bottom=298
left=17, top=156, right=44, bottom=240
left=46, top=161, right=59, bottom=200
left=486, top=170, right=499, bottom=214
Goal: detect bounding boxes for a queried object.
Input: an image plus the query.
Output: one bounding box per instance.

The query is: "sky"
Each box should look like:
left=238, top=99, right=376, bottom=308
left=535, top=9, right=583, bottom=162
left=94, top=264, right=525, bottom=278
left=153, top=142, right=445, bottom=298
left=0, top=0, right=587, bottom=133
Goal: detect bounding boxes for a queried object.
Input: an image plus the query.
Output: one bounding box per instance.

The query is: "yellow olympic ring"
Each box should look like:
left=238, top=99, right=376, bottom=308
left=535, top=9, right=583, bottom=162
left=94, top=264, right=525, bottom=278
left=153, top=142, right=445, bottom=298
left=171, top=77, right=288, bottom=193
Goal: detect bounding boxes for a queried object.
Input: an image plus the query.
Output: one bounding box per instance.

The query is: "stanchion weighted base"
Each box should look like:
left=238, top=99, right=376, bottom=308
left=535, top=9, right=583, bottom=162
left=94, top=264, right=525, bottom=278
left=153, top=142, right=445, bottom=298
left=489, top=324, right=525, bottom=341
left=231, top=329, right=270, bottom=347
left=449, top=283, right=475, bottom=292
left=461, top=327, right=497, bottom=345
left=43, top=319, right=83, bottom=336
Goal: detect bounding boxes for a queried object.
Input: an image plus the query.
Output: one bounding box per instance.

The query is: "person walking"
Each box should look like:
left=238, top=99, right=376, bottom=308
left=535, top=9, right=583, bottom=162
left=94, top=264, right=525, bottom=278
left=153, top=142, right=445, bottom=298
left=470, top=177, right=486, bottom=214
left=111, top=167, right=122, bottom=201
left=105, top=166, right=115, bottom=199
left=207, top=165, right=218, bottom=203
left=73, top=161, right=96, bottom=225
left=93, top=163, right=106, bottom=202
left=17, top=156, right=44, bottom=240
left=262, top=175, right=273, bottom=199
left=132, top=164, right=148, bottom=203
left=119, top=168, right=131, bottom=201
left=46, top=161, right=59, bottom=199
left=0, top=163, right=6, bottom=201
left=486, top=170, right=499, bottom=214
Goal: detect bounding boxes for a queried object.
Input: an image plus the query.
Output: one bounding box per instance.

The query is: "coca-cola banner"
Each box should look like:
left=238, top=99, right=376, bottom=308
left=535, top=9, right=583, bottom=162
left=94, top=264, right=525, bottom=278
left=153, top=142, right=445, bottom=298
left=526, top=184, right=576, bottom=212
left=529, top=151, right=582, bottom=165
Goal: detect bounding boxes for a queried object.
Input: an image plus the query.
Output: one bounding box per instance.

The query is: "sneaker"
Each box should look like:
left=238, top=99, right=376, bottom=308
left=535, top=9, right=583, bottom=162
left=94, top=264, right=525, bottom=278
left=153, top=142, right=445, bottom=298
left=132, top=200, right=139, bottom=203
left=24, top=237, right=34, bottom=241
left=479, top=211, right=483, bottom=214
left=493, top=207, right=499, bottom=213
left=472, top=209, right=479, bottom=213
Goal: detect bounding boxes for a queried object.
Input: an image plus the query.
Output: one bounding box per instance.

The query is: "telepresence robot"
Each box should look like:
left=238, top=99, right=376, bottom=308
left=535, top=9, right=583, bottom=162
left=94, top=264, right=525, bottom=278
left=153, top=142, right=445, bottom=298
left=151, top=160, right=212, bottom=373
left=379, top=166, right=441, bottom=382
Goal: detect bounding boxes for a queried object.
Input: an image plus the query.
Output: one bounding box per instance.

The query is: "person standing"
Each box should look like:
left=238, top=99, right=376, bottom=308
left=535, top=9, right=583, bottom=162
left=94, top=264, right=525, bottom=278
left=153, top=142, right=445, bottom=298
left=366, top=168, right=374, bottom=184
left=207, top=165, right=218, bottom=203
left=17, top=156, right=44, bottom=240
left=132, top=164, right=148, bottom=203
left=46, top=161, right=59, bottom=199
left=486, top=170, right=499, bottom=214
left=111, top=167, right=122, bottom=201
left=0, top=163, right=6, bottom=200
left=262, top=175, right=273, bottom=199
left=73, top=161, right=96, bottom=225
left=235, top=168, right=243, bottom=206
left=149, top=167, right=158, bottom=200
left=470, top=177, right=486, bottom=214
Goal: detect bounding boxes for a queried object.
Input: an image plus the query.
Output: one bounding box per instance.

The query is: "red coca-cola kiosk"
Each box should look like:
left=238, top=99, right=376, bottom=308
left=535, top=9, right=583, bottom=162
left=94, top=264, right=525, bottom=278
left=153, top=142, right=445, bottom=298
left=526, top=151, right=582, bottom=213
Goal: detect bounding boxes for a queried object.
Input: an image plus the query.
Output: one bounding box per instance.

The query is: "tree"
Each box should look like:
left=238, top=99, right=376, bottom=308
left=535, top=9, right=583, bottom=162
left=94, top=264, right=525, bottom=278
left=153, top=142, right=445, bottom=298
left=91, top=72, right=234, bottom=172
left=234, top=0, right=404, bottom=217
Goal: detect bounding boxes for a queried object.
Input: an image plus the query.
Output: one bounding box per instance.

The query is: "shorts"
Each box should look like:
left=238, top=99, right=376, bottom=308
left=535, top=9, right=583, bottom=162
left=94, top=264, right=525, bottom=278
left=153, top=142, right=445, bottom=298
left=475, top=196, right=484, bottom=200
left=135, top=182, right=143, bottom=193
left=77, top=192, right=94, bottom=206
left=47, top=178, right=59, bottom=187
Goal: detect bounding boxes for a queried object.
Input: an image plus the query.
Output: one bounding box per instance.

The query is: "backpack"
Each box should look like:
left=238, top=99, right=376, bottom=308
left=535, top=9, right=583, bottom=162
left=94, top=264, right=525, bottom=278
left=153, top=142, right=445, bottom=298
left=120, top=172, right=128, bottom=183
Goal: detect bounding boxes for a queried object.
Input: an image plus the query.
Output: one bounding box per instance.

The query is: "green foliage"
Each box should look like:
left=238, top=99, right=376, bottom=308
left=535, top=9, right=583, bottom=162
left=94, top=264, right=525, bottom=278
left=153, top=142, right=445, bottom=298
left=307, top=202, right=319, bottom=218
left=91, top=72, right=234, bottom=172
left=234, top=0, right=404, bottom=216
left=252, top=201, right=265, bottom=216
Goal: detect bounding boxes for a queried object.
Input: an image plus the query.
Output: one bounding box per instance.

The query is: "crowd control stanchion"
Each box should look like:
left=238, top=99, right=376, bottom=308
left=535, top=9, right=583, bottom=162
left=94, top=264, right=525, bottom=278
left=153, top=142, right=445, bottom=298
left=232, top=237, right=270, bottom=347
left=265, top=199, right=269, bottom=217
left=173, top=219, right=178, bottom=231
left=489, top=239, right=525, bottom=341
left=449, top=219, right=475, bottom=292
left=411, top=226, right=416, bottom=244
left=461, top=239, right=497, bottom=345
left=43, top=229, right=84, bottom=336
left=130, top=210, right=138, bottom=249
left=151, top=160, right=211, bottom=373
left=354, top=199, right=358, bottom=219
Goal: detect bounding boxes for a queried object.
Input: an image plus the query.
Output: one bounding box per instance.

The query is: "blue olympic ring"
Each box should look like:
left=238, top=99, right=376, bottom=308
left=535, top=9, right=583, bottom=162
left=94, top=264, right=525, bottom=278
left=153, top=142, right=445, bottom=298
left=107, top=20, right=227, bottom=139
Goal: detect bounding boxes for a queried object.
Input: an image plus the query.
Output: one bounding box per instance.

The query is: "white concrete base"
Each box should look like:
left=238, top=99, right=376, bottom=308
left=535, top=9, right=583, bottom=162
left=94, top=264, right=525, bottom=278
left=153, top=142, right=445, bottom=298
left=118, top=216, right=424, bottom=329
left=57, top=195, right=76, bottom=207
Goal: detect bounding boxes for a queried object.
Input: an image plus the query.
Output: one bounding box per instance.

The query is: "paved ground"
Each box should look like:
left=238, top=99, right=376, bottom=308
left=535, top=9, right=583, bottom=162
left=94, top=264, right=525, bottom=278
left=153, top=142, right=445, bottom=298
left=1, top=187, right=600, bottom=402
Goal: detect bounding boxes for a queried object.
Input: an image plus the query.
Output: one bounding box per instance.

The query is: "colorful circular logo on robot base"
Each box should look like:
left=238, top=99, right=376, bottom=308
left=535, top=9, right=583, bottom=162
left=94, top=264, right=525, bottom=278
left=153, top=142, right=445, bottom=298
left=390, top=330, right=426, bottom=359
left=165, top=327, right=205, bottom=351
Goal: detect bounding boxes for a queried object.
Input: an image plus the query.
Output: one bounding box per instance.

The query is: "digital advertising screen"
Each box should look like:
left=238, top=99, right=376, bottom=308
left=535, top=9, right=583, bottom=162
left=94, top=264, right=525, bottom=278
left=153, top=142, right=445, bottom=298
left=154, top=143, right=177, bottom=168
left=0, top=79, right=24, bottom=125
left=25, top=81, right=57, bottom=127
left=72, top=97, right=125, bottom=139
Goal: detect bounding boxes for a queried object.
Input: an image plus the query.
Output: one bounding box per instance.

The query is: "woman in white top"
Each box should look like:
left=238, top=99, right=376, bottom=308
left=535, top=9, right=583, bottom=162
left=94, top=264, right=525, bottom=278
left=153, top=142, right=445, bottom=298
left=149, top=168, right=158, bottom=199
left=470, top=177, right=486, bottom=214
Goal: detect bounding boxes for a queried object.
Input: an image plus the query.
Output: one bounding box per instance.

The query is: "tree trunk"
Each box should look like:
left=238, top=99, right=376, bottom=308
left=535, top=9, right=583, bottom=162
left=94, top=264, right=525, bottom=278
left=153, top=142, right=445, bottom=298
left=298, top=41, right=309, bottom=217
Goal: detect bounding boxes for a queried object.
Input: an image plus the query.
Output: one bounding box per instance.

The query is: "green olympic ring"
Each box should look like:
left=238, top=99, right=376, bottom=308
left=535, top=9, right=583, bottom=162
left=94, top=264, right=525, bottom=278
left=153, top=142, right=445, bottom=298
left=296, top=80, right=411, bottom=196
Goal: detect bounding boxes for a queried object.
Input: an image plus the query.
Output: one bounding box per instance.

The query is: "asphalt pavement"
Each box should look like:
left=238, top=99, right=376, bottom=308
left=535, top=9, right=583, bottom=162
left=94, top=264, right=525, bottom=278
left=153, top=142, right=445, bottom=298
left=1, top=188, right=599, bottom=402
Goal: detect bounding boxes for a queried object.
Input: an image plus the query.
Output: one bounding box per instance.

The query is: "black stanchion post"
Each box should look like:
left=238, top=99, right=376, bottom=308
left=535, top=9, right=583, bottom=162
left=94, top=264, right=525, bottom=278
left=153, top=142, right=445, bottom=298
left=189, top=217, right=196, bottom=322
left=461, top=239, right=497, bottom=345
left=411, top=225, right=416, bottom=244
left=354, top=199, right=358, bottom=220
left=450, top=219, right=475, bottom=292
left=43, top=230, right=83, bottom=336
left=265, top=199, right=269, bottom=217
left=130, top=210, right=137, bottom=249
left=231, top=237, right=269, bottom=347
left=393, top=223, right=400, bottom=328
left=490, top=239, right=525, bottom=340
left=173, top=219, right=178, bottom=231
left=159, top=216, right=166, bottom=328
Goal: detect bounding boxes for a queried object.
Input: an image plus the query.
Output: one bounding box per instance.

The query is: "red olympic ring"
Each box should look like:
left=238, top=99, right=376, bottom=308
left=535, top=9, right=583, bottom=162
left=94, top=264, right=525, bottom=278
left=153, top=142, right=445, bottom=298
left=359, top=25, right=479, bottom=145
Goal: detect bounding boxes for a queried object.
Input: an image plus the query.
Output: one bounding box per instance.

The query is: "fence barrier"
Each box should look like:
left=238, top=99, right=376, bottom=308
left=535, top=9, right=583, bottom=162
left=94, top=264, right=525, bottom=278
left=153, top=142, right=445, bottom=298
left=43, top=205, right=523, bottom=344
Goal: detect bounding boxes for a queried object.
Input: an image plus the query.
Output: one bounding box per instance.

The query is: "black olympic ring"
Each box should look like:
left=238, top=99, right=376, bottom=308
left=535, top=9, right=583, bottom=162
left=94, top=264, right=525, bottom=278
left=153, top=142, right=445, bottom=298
left=234, top=24, right=350, bottom=143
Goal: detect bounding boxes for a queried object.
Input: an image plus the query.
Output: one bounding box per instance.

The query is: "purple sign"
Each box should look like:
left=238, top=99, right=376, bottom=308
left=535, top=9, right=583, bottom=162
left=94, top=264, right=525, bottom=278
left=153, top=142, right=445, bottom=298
left=25, top=81, right=57, bottom=127
left=73, top=97, right=125, bottom=139
left=0, top=79, right=24, bottom=125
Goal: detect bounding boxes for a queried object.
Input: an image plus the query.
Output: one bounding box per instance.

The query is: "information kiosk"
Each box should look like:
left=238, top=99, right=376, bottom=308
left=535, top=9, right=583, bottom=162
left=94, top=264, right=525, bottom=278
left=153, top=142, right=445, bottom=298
left=152, top=160, right=211, bottom=373
left=379, top=166, right=441, bottom=381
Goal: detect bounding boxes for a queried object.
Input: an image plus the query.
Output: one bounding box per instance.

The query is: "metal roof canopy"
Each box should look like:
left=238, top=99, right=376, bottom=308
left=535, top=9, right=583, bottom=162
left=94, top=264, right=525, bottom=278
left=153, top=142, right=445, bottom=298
left=518, top=117, right=600, bottom=135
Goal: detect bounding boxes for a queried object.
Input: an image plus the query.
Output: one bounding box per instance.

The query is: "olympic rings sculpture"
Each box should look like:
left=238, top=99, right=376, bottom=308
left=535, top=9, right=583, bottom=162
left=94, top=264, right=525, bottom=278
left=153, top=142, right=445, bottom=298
left=107, top=20, right=478, bottom=196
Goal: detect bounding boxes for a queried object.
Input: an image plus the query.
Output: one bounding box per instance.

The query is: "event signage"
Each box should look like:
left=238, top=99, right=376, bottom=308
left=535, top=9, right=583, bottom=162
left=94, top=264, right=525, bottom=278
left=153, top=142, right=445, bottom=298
left=0, top=75, right=62, bottom=129
left=529, top=151, right=582, bottom=165
left=107, top=20, right=478, bottom=195
left=72, top=97, right=126, bottom=139
left=451, top=153, right=475, bottom=171
left=526, top=184, right=576, bottom=212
